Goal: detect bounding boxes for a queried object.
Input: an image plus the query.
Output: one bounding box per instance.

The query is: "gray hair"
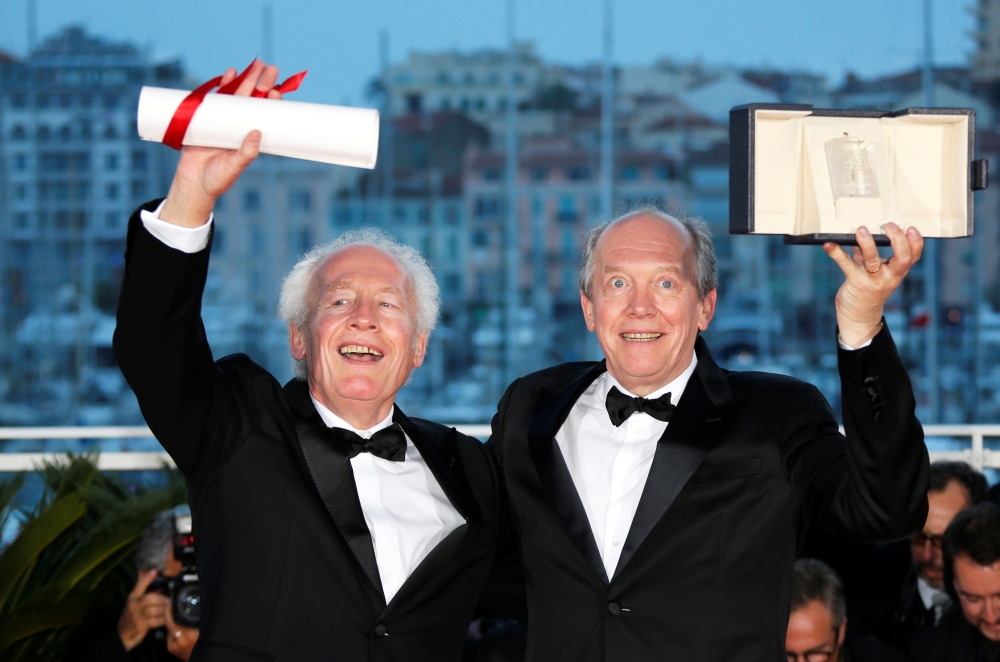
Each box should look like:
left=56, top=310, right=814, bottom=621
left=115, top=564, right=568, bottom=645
left=278, top=227, right=440, bottom=380
left=579, top=205, right=718, bottom=300
left=135, top=510, right=173, bottom=572
left=791, top=558, right=846, bottom=629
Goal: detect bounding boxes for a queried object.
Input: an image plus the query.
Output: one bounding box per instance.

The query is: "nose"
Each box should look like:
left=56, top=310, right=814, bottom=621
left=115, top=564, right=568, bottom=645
left=626, top=284, right=656, bottom=318
left=348, top=298, right=378, bottom=331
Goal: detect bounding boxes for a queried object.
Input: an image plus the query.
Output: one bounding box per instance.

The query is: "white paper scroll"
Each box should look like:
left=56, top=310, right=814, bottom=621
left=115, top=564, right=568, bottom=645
left=137, top=87, right=379, bottom=169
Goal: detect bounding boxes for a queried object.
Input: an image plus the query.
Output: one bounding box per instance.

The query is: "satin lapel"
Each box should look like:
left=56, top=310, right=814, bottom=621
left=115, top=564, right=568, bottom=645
left=611, top=337, right=738, bottom=582
left=394, top=408, right=481, bottom=523
left=377, top=408, right=482, bottom=616
left=284, top=380, right=384, bottom=599
left=528, top=361, right=610, bottom=585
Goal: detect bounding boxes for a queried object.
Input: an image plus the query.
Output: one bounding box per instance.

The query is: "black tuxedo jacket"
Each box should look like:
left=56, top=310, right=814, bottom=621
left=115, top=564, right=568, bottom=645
left=489, top=329, right=929, bottom=661
left=910, top=606, right=982, bottom=662
left=114, top=201, right=523, bottom=662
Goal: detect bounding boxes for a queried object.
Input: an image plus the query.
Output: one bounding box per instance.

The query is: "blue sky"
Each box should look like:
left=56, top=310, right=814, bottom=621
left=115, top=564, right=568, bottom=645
left=0, top=0, right=978, bottom=107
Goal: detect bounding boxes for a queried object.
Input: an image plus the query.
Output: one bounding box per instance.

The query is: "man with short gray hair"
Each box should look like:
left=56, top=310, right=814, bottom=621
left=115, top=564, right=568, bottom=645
left=114, top=61, right=522, bottom=662
left=488, top=206, right=930, bottom=660
left=788, top=559, right=908, bottom=662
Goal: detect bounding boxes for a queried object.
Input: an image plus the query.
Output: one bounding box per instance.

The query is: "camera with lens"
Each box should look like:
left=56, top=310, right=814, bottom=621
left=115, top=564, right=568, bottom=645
left=165, top=505, right=200, bottom=628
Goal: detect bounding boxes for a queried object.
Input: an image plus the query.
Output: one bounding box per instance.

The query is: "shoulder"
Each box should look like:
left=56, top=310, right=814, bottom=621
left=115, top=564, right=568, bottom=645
left=724, top=368, right=828, bottom=403
left=909, top=607, right=976, bottom=661
left=510, top=361, right=602, bottom=393
left=844, top=628, right=910, bottom=662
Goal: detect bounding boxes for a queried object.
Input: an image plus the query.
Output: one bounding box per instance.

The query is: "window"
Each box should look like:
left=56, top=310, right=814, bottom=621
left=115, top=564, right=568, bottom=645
left=445, top=273, right=461, bottom=294
left=244, top=190, right=261, bottom=211
left=104, top=153, right=119, bottom=171
left=80, top=94, right=92, bottom=109
left=251, top=227, right=264, bottom=256
left=448, top=235, right=459, bottom=260
left=557, top=196, right=577, bottom=223
left=13, top=213, right=29, bottom=229
left=37, top=95, right=50, bottom=109
left=530, top=167, right=548, bottom=182
left=482, top=168, right=500, bottom=181
left=472, top=230, right=489, bottom=247
left=393, top=205, right=407, bottom=224
left=105, top=211, right=121, bottom=228
left=13, top=154, right=27, bottom=171
left=103, top=124, right=118, bottom=140
left=333, top=206, right=351, bottom=225
left=288, top=188, right=312, bottom=212
left=60, top=94, right=72, bottom=109
left=11, top=94, right=26, bottom=109
left=297, top=227, right=313, bottom=254
left=131, top=180, right=147, bottom=199
left=444, top=205, right=459, bottom=225
left=14, top=184, right=27, bottom=201
left=561, top=228, right=576, bottom=256
left=105, top=183, right=120, bottom=200
left=567, top=166, right=591, bottom=181
left=131, top=151, right=148, bottom=171
left=619, top=166, right=640, bottom=181
left=11, top=125, right=26, bottom=141
left=37, top=125, right=51, bottom=142
left=475, top=196, right=501, bottom=218
left=103, top=94, right=119, bottom=110
left=418, top=207, right=429, bottom=225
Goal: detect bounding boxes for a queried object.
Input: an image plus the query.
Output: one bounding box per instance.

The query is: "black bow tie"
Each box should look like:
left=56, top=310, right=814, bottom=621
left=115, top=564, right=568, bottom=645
left=331, top=423, right=407, bottom=462
left=605, top=386, right=676, bottom=427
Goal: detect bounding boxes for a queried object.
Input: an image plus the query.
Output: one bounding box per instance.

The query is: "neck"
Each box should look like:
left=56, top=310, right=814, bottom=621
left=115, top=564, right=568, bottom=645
left=308, top=384, right=394, bottom=430
left=609, top=353, right=695, bottom=398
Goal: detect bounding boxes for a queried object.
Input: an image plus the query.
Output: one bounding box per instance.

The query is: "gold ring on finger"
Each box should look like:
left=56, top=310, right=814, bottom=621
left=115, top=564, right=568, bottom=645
left=867, top=263, right=882, bottom=274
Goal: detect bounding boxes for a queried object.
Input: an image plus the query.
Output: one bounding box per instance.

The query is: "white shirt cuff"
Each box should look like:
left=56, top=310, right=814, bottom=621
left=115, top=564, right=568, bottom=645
left=837, top=334, right=873, bottom=351
left=139, top=200, right=213, bottom=254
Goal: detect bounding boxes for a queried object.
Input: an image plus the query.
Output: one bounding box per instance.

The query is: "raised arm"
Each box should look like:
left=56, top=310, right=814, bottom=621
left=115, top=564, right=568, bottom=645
left=788, top=224, right=930, bottom=540
left=113, top=62, right=284, bottom=475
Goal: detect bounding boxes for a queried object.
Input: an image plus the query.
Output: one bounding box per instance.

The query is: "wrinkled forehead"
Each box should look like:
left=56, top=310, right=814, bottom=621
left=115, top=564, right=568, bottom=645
left=596, top=214, right=695, bottom=273
left=311, top=244, right=414, bottom=299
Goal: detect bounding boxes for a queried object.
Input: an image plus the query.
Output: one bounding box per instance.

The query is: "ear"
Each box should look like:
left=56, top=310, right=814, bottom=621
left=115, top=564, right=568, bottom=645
left=697, top=289, right=717, bottom=332
left=580, top=291, right=596, bottom=332
left=289, top=324, right=307, bottom=361
left=412, top=332, right=428, bottom=368
left=837, top=617, right=847, bottom=647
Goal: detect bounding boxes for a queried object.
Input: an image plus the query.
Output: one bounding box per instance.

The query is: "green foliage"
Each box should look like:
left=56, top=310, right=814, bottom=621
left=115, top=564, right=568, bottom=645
left=0, top=454, right=185, bottom=662
left=533, top=83, right=580, bottom=112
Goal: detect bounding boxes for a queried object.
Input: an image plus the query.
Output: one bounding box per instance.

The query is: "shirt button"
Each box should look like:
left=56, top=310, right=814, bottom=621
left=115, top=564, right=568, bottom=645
left=374, top=624, right=387, bottom=638
left=622, top=479, right=629, bottom=486
left=612, top=540, right=620, bottom=547
left=635, top=426, right=643, bottom=433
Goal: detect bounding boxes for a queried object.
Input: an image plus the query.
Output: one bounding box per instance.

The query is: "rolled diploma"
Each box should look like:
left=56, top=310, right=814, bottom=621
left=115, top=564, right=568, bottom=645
left=137, top=86, right=379, bottom=169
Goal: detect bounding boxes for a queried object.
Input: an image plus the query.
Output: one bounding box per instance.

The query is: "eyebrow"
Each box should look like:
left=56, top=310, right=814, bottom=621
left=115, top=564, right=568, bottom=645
left=603, top=265, right=683, bottom=274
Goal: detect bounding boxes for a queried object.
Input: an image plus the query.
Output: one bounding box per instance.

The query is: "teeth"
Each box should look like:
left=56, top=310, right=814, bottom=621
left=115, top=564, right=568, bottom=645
left=339, top=345, right=383, bottom=356
left=622, top=333, right=662, bottom=341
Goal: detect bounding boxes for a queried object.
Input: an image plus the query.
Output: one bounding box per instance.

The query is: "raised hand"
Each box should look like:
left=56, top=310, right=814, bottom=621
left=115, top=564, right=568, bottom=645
left=160, top=61, right=284, bottom=228
left=823, top=222, right=924, bottom=348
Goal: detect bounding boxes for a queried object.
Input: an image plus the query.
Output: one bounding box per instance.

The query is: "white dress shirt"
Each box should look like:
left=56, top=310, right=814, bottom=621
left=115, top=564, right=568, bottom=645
left=140, top=204, right=464, bottom=603
left=917, top=575, right=952, bottom=623
left=309, top=398, right=465, bottom=603
left=555, top=351, right=698, bottom=580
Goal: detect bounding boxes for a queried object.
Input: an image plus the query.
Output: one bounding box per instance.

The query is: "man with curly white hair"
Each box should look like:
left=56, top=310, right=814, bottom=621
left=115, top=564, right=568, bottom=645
left=114, top=61, right=523, bottom=662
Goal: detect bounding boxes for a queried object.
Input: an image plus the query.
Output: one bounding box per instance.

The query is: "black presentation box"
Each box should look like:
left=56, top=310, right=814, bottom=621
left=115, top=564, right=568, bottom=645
left=729, top=104, right=989, bottom=245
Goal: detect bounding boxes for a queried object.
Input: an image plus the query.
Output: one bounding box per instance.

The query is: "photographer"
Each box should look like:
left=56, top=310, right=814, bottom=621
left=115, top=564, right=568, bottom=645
left=77, top=508, right=199, bottom=661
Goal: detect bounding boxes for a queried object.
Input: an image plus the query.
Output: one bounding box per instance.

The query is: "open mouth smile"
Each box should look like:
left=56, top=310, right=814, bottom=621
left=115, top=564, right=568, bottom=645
left=339, top=344, right=384, bottom=362
left=621, top=333, right=662, bottom=342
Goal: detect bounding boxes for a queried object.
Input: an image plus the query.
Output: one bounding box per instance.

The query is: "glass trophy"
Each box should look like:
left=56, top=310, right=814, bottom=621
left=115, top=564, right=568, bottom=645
left=824, top=134, right=880, bottom=198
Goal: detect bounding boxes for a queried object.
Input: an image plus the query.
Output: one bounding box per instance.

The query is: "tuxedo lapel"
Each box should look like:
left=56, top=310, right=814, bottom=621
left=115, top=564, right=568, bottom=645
left=378, top=407, right=481, bottom=616
left=283, top=380, right=384, bottom=600
left=395, top=408, right=481, bottom=523
left=611, top=336, right=737, bottom=581
left=528, top=361, right=610, bottom=585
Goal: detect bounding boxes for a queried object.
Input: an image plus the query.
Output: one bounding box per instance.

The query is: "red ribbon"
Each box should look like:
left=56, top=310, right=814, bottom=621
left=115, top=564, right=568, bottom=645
left=162, top=60, right=308, bottom=150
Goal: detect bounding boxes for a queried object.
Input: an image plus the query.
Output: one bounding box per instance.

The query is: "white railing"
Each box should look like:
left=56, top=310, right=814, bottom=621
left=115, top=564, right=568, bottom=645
left=0, top=424, right=995, bottom=472
left=0, top=425, right=493, bottom=472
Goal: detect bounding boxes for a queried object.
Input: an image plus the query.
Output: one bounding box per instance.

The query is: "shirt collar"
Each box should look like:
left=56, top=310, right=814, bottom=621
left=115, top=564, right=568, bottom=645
left=599, top=349, right=699, bottom=404
left=916, top=575, right=950, bottom=611
left=309, top=394, right=395, bottom=439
